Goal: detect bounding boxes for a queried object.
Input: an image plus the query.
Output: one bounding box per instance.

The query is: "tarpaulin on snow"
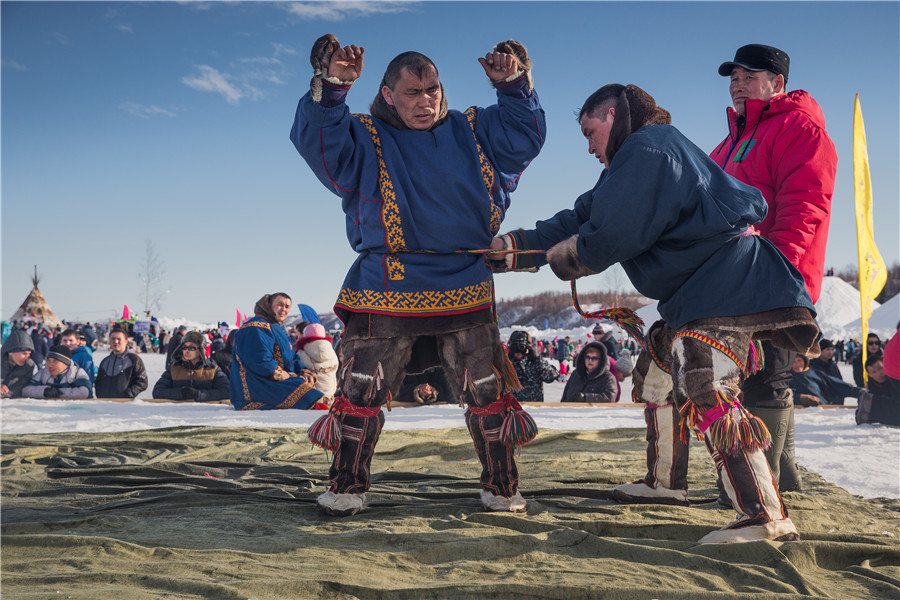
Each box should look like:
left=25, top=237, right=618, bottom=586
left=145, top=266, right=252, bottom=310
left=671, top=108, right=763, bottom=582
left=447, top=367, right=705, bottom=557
left=2, top=426, right=899, bottom=599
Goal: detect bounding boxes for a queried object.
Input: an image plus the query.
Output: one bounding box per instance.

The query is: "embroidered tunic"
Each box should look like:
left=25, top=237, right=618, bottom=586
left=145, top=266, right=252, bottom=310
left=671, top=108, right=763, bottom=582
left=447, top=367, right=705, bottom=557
left=229, top=317, right=323, bottom=410
left=291, top=86, right=545, bottom=321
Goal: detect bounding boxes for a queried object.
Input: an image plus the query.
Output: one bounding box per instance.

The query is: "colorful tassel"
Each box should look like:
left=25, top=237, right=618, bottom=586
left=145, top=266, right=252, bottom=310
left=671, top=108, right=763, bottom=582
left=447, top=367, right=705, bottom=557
left=469, top=393, right=538, bottom=449
left=307, top=410, right=342, bottom=452
left=500, top=408, right=538, bottom=447
left=680, top=393, right=772, bottom=455
left=571, top=280, right=645, bottom=347
left=747, top=340, right=765, bottom=375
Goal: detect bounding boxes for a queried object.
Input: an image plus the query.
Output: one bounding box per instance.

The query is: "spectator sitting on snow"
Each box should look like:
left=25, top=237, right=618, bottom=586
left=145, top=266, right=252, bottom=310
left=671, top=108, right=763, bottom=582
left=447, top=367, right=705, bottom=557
left=228, top=293, right=324, bottom=410
left=153, top=331, right=229, bottom=403
left=1, top=328, right=36, bottom=398
left=856, top=354, right=900, bottom=426
left=790, top=354, right=871, bottom=407
left=809, top=339, right=842, bottom=381
left=561, top=342, right=617, bottom=403
left=22, top=345, right=91, bottom=399
left=508, top=330, right=558, bottom=403
left=60, top=329, right=95, bottom=397
left=95, top=328, right=149, bottom=399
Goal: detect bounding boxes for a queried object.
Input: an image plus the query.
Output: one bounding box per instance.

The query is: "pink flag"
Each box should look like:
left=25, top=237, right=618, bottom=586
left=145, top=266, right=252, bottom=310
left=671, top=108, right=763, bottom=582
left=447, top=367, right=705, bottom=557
left=123, top=304, right=130, bottom=320
left=236, top=309, right=242, bottom=328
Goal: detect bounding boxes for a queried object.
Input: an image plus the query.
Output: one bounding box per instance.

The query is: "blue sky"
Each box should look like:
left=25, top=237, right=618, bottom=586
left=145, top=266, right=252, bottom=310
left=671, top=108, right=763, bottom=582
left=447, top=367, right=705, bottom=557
left=2, top=1, right=898, bottom=325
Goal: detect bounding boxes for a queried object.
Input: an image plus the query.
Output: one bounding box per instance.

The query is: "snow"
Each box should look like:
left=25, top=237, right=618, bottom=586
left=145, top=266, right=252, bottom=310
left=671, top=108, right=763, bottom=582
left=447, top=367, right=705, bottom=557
left=2, top=352, right=897, bottom=500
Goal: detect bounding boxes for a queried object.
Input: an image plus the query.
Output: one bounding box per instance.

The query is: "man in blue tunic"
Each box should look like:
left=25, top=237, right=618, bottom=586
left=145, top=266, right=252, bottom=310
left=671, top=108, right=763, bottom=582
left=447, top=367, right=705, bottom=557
left=291, top=35, right=546, bottom=516
left=491, top=84, right=820, bottom=543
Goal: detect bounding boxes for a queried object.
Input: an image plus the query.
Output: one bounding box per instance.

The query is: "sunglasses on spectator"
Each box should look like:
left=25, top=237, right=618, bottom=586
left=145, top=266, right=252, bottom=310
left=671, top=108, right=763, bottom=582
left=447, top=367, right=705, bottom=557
left=182, top=345, right=200, bottom=351
left=584, top=355, right=602, bottom=362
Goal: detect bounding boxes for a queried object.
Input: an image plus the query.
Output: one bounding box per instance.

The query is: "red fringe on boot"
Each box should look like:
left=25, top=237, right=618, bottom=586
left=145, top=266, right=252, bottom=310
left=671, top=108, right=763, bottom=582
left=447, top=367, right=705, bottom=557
left=469, top=393, right=538, bottom=448
left=307, top=396, right=383, bottom=452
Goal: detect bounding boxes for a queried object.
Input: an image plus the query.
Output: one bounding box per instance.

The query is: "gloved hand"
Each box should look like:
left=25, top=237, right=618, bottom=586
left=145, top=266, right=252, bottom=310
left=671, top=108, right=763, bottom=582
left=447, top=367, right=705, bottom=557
left=181, top=386, right=198, bottom=400
left=547, top=235, right=599, bottom=281
left=487, top=232, right=538, bottom=273
left=310, top=33, right=340, bottom=103
left=43, top=387, right=61, bottom=399
left=493, top=39, right=533, bottom=91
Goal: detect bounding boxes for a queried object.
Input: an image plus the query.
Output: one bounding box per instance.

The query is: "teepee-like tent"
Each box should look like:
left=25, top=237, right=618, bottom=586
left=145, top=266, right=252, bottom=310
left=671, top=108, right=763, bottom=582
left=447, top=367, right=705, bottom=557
left=9, top=268, right=63, bottom=329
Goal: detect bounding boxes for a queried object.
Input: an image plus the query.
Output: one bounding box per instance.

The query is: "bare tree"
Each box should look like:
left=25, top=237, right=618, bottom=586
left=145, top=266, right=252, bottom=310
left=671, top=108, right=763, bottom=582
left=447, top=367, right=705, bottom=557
left=597, top=263, right=629, bottom=306
left=138, top=239, right=168, bottom=316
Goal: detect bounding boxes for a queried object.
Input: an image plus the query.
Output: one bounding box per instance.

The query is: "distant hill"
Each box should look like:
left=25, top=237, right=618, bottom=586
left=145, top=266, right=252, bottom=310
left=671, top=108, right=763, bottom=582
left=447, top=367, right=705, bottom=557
left=495, top=289, right=652, bottom=330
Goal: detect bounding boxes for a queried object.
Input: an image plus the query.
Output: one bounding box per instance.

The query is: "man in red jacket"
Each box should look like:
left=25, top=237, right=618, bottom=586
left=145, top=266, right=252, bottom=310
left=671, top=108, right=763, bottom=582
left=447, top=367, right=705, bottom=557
left=712, top=44, right=837, bottom=493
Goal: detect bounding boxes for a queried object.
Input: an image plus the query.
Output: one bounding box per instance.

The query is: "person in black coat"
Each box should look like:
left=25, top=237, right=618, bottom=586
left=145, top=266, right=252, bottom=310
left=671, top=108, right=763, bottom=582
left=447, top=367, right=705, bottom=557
left=95, top=328, right=149, bottom=399
left=153, top=331, right=228, bottom=402
left=561, top=341, right=618, bottom=403
left=809, top=339, right=842, bottom=381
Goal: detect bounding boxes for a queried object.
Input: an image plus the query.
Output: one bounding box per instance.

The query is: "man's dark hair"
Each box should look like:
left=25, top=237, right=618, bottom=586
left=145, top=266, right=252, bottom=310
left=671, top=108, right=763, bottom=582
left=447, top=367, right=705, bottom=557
left=382, top=51, right=439, bottom=90
left=865, top=353, right=884, bottom=369
left=578, top=84, right=625, bottom=122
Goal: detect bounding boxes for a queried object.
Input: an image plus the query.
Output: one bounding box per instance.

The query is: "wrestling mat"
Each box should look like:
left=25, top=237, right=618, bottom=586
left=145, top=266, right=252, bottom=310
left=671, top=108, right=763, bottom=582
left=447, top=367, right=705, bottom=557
left=3, top=426, right=899, bottom=599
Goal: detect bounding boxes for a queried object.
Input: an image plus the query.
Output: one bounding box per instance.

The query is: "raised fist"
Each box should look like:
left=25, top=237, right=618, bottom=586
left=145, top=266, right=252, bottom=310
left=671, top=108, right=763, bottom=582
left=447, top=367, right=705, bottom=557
left=494, top=39, right=533, bottom=90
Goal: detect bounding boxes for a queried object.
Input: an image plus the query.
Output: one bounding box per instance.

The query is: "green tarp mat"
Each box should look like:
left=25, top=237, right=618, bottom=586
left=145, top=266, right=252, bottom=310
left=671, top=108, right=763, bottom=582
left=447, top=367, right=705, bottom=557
left=2, top=426, right=899, bottom=599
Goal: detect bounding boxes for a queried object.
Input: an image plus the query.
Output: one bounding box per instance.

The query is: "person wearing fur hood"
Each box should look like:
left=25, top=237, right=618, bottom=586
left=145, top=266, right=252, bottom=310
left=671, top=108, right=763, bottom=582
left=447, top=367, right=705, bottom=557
left=295, top=323, right=338, bottom=405
left=490, top=83, right=821, bottom=544
left=560, top=341, right=617, bottom=404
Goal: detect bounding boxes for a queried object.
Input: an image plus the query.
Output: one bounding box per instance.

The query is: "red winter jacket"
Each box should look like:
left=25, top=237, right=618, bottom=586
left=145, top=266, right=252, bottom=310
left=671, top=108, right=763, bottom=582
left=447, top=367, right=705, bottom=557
left=710, top=90, right=837, bottom=303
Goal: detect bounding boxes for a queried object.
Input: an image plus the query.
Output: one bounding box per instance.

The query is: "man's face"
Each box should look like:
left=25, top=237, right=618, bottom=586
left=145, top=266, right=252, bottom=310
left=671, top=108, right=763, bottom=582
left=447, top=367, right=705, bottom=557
left=108, top=332, right=128, bottom=354
left=46, top=357, right=68, bottom=377
left=9, top=350, right=31, bottom=367
left=820, top=347, right=835, bottom=361
left=272, top=296, right=292, bottom=324
left=581, top=108, right=615, bottom=167
left=866, top=360, right=886, bottom=384
left=61, top=334, right=79, bottom=351
left=382, top=66, right=443, bottom=131
left=729, top=67, right=781, bottom=116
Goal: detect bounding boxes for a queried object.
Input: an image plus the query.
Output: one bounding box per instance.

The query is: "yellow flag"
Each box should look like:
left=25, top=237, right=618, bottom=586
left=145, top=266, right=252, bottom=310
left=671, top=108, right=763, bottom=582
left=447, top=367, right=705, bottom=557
left=853, top=94, right=887, bottom=384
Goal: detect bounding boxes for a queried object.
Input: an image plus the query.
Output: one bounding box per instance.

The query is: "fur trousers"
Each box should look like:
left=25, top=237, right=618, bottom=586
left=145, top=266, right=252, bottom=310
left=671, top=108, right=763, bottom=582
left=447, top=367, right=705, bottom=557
left=328, top=317, right=518, bottom=495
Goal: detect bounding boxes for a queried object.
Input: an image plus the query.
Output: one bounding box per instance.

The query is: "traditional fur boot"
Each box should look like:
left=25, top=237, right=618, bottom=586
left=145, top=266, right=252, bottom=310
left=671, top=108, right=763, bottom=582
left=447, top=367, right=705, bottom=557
left=612, top=321, right=689, bottom=506
left=611, top=402, right=690, bottom=506
left=465, top=409, right=525, bottom=512
left=316, top=410, right=385, bottom=517
left=699, top=437, right=799, bottom=544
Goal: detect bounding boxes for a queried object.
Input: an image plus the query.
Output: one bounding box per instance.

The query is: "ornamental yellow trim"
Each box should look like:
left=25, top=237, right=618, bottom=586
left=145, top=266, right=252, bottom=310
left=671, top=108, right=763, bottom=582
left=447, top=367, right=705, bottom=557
left=354, top=113, right=406, bottom=281
left=336, top=281, right=493, bottom=315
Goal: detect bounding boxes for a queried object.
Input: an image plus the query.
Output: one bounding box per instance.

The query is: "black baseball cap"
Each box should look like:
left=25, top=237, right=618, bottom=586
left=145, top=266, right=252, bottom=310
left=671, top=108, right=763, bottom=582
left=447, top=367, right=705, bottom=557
left=718, top=44, right=789, bottom=84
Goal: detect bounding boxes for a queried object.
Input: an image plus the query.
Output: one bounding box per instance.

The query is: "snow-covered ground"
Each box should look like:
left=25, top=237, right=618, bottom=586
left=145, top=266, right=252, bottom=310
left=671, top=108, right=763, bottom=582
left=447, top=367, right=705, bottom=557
left=2, top=353, right=897, bottom=500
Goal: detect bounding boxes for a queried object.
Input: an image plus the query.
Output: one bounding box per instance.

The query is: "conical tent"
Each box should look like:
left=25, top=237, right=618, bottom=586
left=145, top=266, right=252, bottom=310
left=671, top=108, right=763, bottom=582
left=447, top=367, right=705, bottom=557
left=9, top=271, right=63, bottom=329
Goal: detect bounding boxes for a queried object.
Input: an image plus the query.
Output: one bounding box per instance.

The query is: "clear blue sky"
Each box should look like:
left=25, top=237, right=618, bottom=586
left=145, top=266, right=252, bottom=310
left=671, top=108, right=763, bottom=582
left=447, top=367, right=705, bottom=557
left=2, top=1, right=898, bottom=324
